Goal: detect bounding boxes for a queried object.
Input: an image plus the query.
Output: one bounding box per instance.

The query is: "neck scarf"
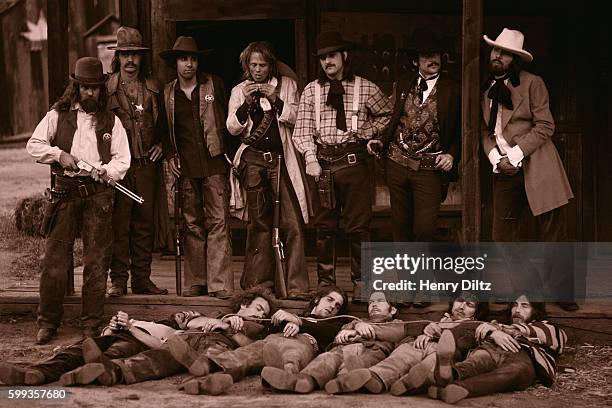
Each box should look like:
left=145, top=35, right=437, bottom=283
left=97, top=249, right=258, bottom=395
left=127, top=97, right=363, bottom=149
left=326, top=79, right=347, bottom=131
left=487, top=75, right=513, bottom=134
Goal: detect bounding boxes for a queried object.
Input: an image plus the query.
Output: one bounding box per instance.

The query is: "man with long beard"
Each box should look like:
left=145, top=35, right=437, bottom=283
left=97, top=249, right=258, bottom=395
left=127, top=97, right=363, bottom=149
left=26, top=57, right=130, bottom=343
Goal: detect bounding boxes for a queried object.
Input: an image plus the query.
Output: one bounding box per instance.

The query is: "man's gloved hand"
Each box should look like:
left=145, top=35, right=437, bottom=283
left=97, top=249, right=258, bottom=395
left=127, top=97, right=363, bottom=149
left=306, top=161, right=322, bottom=181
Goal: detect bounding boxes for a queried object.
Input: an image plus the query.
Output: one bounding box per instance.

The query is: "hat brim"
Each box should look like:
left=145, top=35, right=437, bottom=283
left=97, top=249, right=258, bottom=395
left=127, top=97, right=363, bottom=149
left=108, top=45, right=150, bottom=51
left=315, top=43, right=354, bottom=57
left=159, top=48, right=213, bottom=60
left=483, top=35, right=533, bottom=62
left=70, top=73, right=107, bottom=85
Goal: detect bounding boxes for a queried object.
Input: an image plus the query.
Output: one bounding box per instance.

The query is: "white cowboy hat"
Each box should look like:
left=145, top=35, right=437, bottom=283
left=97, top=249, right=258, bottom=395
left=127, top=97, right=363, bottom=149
left=483, top=28, right=533, bottom=62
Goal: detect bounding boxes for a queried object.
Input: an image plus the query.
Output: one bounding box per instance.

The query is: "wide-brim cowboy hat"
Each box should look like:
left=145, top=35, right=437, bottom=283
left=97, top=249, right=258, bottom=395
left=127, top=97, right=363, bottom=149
left=159, top=36, right=212, bottom=60
left=70, top=57, right=107, bottom=85
left=483, top=28, right=533, bottom=62
left=405, top=27, right=446, bottom=54
left=314, top=31, right=354, bottom=56
left=108, top=26, right=149, bottom=51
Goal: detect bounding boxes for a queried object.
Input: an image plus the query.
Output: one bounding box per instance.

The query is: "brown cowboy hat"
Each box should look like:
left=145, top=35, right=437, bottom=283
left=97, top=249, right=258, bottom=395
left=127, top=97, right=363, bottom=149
left=70, top=57, right=107, bottom=85
left=159, top=36, right=212, bottom=60
left=108, top=26, right=149, bottom=51
left=315, top=31, right=354, bottom=56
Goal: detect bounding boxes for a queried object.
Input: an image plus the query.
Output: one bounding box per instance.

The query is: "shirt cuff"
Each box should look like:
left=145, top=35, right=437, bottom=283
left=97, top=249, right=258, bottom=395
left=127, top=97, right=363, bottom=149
left=507, top=145, right=524, bottom=168
left=488, top=148, right=503, bottom=174
left=52, top=147, right=63, bottom=163
left=305, top=150, right=317, bottom=164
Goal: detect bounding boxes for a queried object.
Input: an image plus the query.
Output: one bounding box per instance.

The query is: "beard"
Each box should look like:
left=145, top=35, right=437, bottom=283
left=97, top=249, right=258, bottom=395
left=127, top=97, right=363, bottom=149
left=489, top=60, right=508, bottom=76
left=80, top=98, right=99, bottom=113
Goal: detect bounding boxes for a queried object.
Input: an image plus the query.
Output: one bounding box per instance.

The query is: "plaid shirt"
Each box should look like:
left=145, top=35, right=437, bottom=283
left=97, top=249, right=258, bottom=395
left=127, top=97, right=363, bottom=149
left=292, top=76, right=392, bottom=164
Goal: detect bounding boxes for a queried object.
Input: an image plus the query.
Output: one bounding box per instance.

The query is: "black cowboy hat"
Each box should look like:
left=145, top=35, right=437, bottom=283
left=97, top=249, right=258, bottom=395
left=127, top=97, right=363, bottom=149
left=159, top=36, right=213, bottom=60
left=108, top=26, right=149, bottom=51
left=315, top=31, right=354, bottom=56
left=405, top=27, right=446, bottom=53
left=70, top=57, right=107, bottom=85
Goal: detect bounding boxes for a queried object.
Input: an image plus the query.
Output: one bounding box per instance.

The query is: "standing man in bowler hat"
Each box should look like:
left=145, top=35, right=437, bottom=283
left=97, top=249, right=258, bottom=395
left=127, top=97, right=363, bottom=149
left=26, top=57, right=130, bottom=343
left=159, top=36, right=233, bottom=298
left=292, top=31, right=393, bottom=301
left=106, top=26, right=168, bottom=297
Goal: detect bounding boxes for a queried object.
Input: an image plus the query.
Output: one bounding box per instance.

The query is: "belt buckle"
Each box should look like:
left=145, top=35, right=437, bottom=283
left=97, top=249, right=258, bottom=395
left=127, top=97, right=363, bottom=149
left=78, top=184, right=89, bottom=198
left=347, top=153, right=357, bottom=164
left=263, top=152, right=273, bottom=162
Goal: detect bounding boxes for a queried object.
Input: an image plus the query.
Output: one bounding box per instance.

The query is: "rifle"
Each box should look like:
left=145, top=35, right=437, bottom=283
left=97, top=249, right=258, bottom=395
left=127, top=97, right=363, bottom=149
left=74, top=160, right=144, bottom=204
left=272, top=155, right=288, bottom=299
left=174, top=170, right=183, bottom=296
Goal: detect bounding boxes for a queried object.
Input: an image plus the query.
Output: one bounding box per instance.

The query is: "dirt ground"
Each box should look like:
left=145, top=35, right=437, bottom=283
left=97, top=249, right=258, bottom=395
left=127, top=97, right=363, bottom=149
left=1, top=146, right=611, bottom=408
left=0, top=316, right=610, bottom=408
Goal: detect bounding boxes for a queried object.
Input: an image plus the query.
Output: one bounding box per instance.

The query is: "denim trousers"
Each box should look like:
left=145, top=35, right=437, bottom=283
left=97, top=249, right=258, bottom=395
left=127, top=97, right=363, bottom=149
left=180, top=174, right=233, bottom=292
left=301, top=341, right=392, bottom=387
left=369, top=340, right=438, bottom=389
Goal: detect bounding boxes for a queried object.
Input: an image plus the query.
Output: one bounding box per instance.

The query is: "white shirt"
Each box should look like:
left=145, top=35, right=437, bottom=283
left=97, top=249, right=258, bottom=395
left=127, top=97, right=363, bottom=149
left=26, top=105, right=131, bottom=181
left=486, top=78, right=524, bottom=173
left=418, top=74, right=439, bottom=104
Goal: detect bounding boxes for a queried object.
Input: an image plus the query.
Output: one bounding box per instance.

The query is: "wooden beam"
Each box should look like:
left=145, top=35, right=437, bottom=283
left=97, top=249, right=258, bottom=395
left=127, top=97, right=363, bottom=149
left=46, top=0, right=69, bottom=105
left=120, top=0, right=139, bottom=28
left=461, top=0, right=482, bottom=242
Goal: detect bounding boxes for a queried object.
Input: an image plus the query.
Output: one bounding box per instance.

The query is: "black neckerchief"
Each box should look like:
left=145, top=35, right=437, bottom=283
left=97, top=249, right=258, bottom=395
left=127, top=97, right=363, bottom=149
left=417, top=73, right=440, bottom=104
left=326, top=79, right=347, bottom=131
left=484, top=70, right=520, bottom=134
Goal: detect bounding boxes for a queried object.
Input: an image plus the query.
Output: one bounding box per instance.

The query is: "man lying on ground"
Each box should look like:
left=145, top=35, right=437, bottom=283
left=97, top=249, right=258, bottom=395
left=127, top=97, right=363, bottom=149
left=58, top=288, right=274, bottom=388
left=179, top=285, right=350, bottom=395
left=261, top=291, right=401, bottom=393
left=427, top=295, right=566, bottom=404
left=333, top=292, right=489, bottom=395
left=0, top=309, right=194, bottom=385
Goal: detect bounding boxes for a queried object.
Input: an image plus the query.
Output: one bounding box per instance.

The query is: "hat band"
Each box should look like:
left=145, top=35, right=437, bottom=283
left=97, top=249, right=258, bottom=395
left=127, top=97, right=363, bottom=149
left=74, top=75, right=104, bottom=83
left=116, top=42, right=147, bottom=48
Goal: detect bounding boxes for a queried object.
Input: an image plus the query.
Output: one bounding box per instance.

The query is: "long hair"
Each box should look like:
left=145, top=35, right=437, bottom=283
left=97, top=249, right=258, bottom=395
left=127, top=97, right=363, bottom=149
left=52, top=80, right=108, bottom=114
left=317, top=50, right=355, bottom=83
left=229, top=287, right=276, bottom=317
left=505, top=301, right=547, bottom=323
left=446, top=292, right=490, bottom=321
left=301, top=286, right=348, bottom=317
left=110, top=51, right=151, bottom=81
left=239, top=41, right=279, bottom=81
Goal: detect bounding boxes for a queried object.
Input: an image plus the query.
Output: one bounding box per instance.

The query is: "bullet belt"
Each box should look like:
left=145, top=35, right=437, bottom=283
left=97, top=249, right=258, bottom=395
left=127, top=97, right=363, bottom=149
left=387, top=143, right=440, bottom=171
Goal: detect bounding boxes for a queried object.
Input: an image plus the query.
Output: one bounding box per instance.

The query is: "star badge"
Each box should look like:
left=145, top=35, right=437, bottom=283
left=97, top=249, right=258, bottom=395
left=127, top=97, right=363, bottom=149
left=135, top=104, right=144, bottom=113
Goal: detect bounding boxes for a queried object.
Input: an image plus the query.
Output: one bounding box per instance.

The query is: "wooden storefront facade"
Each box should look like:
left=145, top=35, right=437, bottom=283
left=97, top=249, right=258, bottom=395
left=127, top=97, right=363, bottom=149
left=46, top=0, right=610, bottom=242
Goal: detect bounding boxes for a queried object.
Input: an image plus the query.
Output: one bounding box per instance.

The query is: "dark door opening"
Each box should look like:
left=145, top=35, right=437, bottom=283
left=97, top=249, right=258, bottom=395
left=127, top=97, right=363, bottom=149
left=176, top=19, right=296, bottom=92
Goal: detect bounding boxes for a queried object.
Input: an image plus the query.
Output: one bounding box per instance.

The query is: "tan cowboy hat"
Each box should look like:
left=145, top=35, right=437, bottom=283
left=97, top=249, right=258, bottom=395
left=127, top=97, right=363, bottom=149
left=108, top=26, right=149, bottom=51
left=159, top=36, right=212, bottom=60
left=483, top=28, right=533, bottom=62
left=70, top=57, right=107, bottom=85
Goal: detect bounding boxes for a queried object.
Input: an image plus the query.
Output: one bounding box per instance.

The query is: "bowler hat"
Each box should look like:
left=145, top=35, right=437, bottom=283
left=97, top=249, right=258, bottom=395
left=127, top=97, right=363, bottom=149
left=70, top=57, right=107, bottom=85
left=315, top=31, right=353, bottom=56
left=108, top=26, right=149, bottom=51
left=159, top=36, right=212, bottom=60
left=406, top=28, right=446, bottom=54
left=483, top=28, right=533, bottom=62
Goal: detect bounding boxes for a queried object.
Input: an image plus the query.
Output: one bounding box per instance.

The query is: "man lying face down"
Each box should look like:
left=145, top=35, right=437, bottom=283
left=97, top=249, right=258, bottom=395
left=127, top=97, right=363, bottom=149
left=49, top=288, right=273, bottom=387
left=261, top=291, right=402, bottom=393
left=179, top=285, right=349, bottom=395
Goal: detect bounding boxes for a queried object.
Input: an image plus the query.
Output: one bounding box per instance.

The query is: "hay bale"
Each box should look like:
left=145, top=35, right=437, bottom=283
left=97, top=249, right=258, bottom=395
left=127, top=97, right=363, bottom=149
left=14, top=193, right=46, bottom=237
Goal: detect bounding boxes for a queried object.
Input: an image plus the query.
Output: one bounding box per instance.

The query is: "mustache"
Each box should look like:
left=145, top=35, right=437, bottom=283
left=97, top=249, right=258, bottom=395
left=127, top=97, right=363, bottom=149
left=427, top=62, right=439, bottom=67
left=325, top=64, right=336, bottom=69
